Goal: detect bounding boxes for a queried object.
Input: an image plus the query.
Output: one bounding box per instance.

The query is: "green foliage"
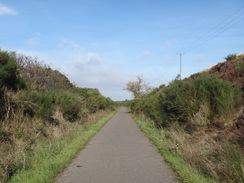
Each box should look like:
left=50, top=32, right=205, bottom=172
left=9, top=51, right=117, bottom=121
left=0, top=51, right=26, bottom=119
left=19, top=91, right=55, bottom=120
left=130, top=92, right=163, bottom=127
left=55, top=91, right=83, bottom=122
left=73, top=87, right=116, bottom=113
left=0, top=51, right=18, bottom=89
left=225, top=54, right=237, bottom=61
left=127, top=56, right=244, bottom=182
left=129, top=74, right=242, bottom=129
left=18, top=90, right=83, bottom=122
left=0, top=49, right=117, bottom=182
left=160, top=74, right=241, bottom=127
left=17, top=86, right=116, bottom=122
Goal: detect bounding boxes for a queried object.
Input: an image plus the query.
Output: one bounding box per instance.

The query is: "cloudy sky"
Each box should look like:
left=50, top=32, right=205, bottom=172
left=1, top=0, right=243, bottom=101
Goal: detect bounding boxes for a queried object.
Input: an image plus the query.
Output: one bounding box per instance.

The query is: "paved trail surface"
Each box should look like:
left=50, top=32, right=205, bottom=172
left=56, top=108, right=177, bottom=183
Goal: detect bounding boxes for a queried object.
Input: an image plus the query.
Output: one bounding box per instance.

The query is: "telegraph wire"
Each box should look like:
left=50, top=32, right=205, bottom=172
left=167, top=6, right=244, bottom=79
left=177, top=5, right=244, bottom=54
left=167, top=53, right=178, bottom=62
left=183, top=11, right=244, bottom=53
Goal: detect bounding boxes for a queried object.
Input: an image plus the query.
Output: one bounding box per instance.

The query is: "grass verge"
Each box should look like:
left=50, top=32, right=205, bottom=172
left=132, top=114, right=219, bottom=183
left=8, top=111, right=116, bottom=183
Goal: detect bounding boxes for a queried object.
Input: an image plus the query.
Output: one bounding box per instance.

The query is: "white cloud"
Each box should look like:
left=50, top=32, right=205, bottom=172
left=0, top=4, right=17, bottom=15
left=60, top=51, right=132, bottom=100
left=27, top=38, right=39, bottom=46
left=193, top=55, right=206, bottom=62
left=10, top=39, right=133, bottom=101
left=59, top=39, right=83, bottom=50
left=142, top=51, right=154, bottom=57
left=162, top=39, right=177, bottom=50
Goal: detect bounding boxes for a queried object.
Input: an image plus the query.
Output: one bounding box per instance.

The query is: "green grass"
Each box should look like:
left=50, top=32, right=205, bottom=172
left=9, top=111, right=116, bottom=183
left=132, top=114, right=219, bottom=183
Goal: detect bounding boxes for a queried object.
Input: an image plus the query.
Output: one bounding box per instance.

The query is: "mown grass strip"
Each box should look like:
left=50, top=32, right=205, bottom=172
left=9, top=111, right=117, bottom=183
left=132, top=114, right=219, bottom=183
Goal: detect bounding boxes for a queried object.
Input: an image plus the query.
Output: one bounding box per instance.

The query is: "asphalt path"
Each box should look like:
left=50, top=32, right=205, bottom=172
left=56, top=108, right=178, bottom=183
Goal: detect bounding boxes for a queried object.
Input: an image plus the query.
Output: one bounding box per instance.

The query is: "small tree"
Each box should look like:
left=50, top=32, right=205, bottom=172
left=124, top=75, right=152, bottom=99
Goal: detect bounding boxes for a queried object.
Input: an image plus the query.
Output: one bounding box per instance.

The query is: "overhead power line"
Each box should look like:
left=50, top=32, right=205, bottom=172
left=177, top=5, right=244, bottom=54
left=168, top=6, right=244, bottom=78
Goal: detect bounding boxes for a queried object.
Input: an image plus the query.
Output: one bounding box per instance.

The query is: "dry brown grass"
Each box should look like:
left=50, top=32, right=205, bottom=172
left=0, top=108, right=111, bottom=182
left=170, top=127, right=244, bottom=182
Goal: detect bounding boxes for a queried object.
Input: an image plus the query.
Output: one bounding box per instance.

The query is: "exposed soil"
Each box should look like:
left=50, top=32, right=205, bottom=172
left=208, top=57, right=244, bottom=89
left=185, top=55, right=244, bottom=89
left=186, top=55, right=244, bottom=147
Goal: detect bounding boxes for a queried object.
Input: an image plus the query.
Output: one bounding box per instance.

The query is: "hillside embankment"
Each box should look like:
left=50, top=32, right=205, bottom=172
left=0, top=49, right=117, bottom=182
left=128, top=54, right=244, bottom=183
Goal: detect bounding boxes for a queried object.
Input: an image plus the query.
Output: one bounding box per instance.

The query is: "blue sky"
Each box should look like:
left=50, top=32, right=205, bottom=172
left=1, top=0, right=243, bottom=100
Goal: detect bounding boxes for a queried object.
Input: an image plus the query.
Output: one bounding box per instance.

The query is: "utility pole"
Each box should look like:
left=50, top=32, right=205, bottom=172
left=178, top=53, right=184, bottom=80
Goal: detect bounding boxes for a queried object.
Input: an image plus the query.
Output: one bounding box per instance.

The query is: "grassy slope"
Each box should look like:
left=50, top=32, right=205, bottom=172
left=127, top=55, right=244, bottom=183
left=0, top=50, right=117, bottom=182
left=132, top=114, right=218, bottom=183
left=9, top=111, right=116, bottom=183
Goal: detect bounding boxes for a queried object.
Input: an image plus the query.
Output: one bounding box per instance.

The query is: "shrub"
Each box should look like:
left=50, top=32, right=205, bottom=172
left=37, top=92, right=54, bottom=120
left=0, top=51, right=18, bottom=90
left=56, top=91, right=83, bottom=122
left=74, top=88, right=116, bottom=113
left=159, top=80, right=192, bottom=126
left=138, top=94, right=162, bottom=125
left=19, top=91, right=55, bottom=120
left=225, top=54, right=237, bottom=61
left=158, top=74, right=241, bottom=128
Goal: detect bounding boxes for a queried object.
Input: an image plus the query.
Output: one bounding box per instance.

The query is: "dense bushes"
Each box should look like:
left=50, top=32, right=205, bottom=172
left=0, top=49, right=116, bottom=124
left=73, top=87, right=116, bottom=113
left=55, top=90, right=84, bottom=122
left=15, top=88, right=115, bottom=123
left=0, top=51, right=21, bottom=120
left=129, top=70, right=243, bottom=183
left=16, top=85, right=115, bottom=123
left=0, top=51, right=18, bottom=90
left=130, top=90, right=163, bottom=126
left=0, top=50, right=116, bottom=122
left=130, top=73, right=242, bottom=129
left=160, top=74, right=241, bottom=128
left=0, top=49, right=117, bottom=182
left=17, top=90, right=55, bottom=120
